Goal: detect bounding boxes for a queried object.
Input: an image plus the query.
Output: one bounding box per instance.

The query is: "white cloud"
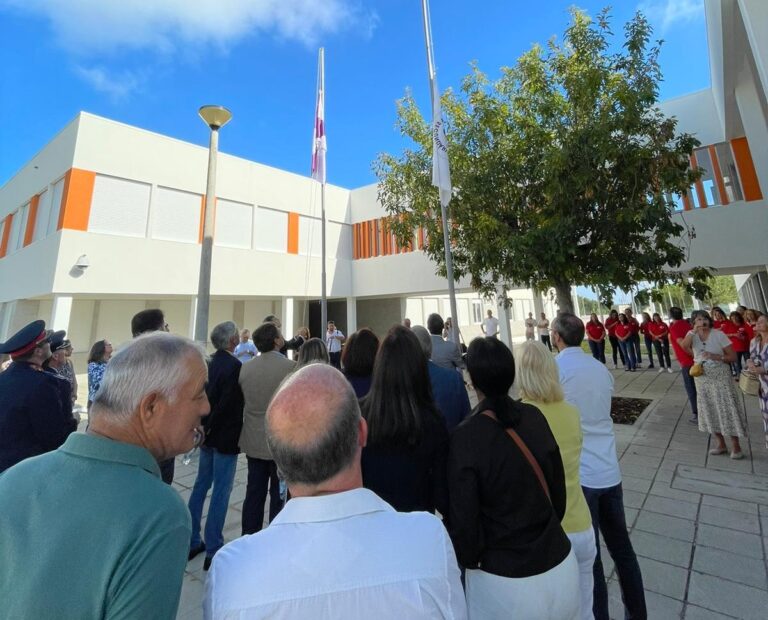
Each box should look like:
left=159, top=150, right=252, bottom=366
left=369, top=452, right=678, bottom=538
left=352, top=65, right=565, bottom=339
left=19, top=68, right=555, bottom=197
left=1, top=0, right=376, bottom=56
left=73, top=66, right=143, bottom=101
left=639, top=0, right=704, bottom=34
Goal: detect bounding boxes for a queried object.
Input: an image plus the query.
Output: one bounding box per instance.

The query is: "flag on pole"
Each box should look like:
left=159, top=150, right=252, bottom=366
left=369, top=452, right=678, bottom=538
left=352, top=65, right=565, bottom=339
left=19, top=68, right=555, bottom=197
left=311, top=49, right=326, bottom=184
left=430, top=77, right=451, bottom=208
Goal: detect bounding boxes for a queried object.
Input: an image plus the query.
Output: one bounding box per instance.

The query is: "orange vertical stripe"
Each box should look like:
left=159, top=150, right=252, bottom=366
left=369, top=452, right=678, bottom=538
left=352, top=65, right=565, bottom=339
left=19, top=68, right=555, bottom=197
left=708, top=145, right=728, bottom=206
left=418, top=226, right=425, bottom=249
left=689, top=153, right=707, bottom=209
left=731, top=137, right=763, bottom=201
left=59, top=168, right=95, bottom=230
left=367, top=221, right=374, bottom=257
left=23, top=194, right=40, bottom=247
left=682, top=193, right=692, bottom=211
left=372, top=220, right=379, bottom=256
left=353, top=223, right=360, bottom=259
left=0, top=214, right=13, bottom=258
left=198, top=196, right=206, bottom=243
left=287, top=212, right=299, bottom=254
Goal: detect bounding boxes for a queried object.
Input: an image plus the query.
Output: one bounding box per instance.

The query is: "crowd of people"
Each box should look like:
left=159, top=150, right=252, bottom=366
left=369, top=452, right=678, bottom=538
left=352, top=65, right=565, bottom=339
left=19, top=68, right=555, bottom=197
left=0, top=301, right=765, bottom=619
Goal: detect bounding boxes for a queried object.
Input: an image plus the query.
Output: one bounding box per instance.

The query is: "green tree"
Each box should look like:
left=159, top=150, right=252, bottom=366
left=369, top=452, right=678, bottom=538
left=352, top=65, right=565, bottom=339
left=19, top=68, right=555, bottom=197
left=375, top=8, right=710, bottom=312
left=701, top=275, right=738, bottom=308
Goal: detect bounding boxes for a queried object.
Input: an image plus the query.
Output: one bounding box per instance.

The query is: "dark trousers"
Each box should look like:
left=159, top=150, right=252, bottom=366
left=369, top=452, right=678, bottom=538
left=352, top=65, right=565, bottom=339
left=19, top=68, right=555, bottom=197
left=583, top=484, right=647, bottom=620
left=652, top=337, right=671, bottom=368
left=540, top=334, right=552, bottom=351
left=609, top=335, right=626, bottom=366
left=680, top=366, right=698, bottom=416
left=643, top=336, right=654, bottom=367
left=329, top=351, right=341, bottom=369
left=160, top=457, right=175, bottom=485
left=588, top=339, right=606, bottom=363
left=242, top=457, right=283, bottom=535
left=632, top=333, right=642, bottom=363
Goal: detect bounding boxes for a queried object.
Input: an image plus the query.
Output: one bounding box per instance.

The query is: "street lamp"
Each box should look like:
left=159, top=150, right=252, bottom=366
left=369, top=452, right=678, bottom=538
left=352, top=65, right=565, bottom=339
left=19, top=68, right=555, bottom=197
left=194, top=105, right=232, bottom=345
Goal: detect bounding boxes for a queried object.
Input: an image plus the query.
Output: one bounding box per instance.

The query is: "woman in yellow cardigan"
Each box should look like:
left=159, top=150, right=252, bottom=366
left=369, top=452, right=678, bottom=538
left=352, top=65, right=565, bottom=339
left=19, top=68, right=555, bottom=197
left=518, top=340, right=596, bottom=620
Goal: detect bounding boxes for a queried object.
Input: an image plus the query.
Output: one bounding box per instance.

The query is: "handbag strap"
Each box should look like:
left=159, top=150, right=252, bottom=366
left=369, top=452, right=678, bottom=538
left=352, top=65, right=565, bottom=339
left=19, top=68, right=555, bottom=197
left=480, top=410, right=551, bottom=502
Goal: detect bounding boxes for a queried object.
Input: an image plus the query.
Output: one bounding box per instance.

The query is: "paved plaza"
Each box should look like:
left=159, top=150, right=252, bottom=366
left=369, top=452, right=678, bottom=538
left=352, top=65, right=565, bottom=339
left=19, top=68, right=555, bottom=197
left=156, top=364, right=768, bottom=619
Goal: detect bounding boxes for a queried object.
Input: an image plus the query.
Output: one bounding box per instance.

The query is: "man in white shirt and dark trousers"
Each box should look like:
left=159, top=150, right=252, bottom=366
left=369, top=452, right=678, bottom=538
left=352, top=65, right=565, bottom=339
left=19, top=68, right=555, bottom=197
left=481, top=309, right=499, bottom=338
left=325, top=320, right=345, bottom=369
left=205, top=364, right=467, bottom=619
left=552, top=313, right=646, bottom=620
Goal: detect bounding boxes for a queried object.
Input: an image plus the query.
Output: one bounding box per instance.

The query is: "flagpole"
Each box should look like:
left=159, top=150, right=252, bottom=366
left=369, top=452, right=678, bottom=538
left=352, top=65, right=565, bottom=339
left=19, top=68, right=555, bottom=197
left=318, top=48, right=328, bottom=334
left=421, top=0, right=459, bottom=344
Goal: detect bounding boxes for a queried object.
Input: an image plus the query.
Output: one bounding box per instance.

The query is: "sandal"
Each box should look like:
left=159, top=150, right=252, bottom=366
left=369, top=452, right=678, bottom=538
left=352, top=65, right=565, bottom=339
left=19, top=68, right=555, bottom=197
left=709, top=447, right=727, bottom=455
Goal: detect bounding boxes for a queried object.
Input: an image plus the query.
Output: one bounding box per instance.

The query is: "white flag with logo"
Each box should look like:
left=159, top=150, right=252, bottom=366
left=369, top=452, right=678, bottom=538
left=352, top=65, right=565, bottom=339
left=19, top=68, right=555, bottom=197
left=431, top=78, right=451, bottom=207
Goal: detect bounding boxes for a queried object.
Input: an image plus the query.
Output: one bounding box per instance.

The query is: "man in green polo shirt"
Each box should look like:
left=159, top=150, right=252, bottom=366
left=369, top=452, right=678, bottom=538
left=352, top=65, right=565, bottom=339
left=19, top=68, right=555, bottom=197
left=0, top=332, right=210, bottom=619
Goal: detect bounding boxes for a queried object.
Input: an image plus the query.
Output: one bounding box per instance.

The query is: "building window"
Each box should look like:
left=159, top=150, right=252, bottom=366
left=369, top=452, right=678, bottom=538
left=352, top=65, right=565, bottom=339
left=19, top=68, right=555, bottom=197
left=693, top=147, right=720, bottom=207
left=471, top=300, right=482, bottom=324
left=715, top=143, right=744, bottom=202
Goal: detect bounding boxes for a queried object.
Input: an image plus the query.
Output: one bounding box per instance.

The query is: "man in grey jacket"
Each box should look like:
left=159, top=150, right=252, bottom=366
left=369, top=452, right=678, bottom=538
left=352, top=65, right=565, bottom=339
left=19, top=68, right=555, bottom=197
left=239, top=321, right=295, bottom=535
left=427, top=313, right=465, bottom=371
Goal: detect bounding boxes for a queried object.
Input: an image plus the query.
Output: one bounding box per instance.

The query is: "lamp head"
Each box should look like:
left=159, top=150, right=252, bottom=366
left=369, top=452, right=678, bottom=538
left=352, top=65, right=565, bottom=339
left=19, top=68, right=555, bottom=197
left=199, top=105, right=232, bottom=130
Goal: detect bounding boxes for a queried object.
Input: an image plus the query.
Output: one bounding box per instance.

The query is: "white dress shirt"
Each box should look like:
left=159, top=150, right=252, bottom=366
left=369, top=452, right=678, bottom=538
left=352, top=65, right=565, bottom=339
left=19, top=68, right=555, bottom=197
left=325, top=329, right=344, bottom=354
left=482, top=316, right=499, bottom=337
left=556, top=346, right=621, bottom=489
left=234, top=340, right=257, bottom=363
left=204, top=488, right=467, bottom=620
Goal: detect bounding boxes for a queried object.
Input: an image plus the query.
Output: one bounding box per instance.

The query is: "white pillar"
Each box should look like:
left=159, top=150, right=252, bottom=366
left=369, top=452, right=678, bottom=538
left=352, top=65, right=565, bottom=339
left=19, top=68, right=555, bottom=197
left=188, top=297, right=198, bottom=339
left=0, top=301, right=16, bottom=341
left=532, top=292, right=544, bottom=317
left=346, top=297, right=357, bottom=334
left=50, top=295, right=73, bottom=332
left=281, top=297, right=295, bottom=338
left=496, top=285, right=512, bottom=349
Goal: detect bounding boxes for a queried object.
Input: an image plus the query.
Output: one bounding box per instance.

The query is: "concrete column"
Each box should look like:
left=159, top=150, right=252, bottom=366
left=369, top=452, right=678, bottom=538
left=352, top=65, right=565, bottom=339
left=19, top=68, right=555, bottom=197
left=758, top=271, right=768, bottom=311
left=496, top=285, right=512, bottom=349
left=188, top=297, right=198, bottom=339
left=50, top=295, right=73, bottom=332
left=734, top=69, right=768, bottom=195
left=532, top=292, right=544, bottom=317
left=281, top=297, right=295, bottom=337
left=0, top=301, right=16, bottom=341
left=346, top=297, right=357, bottom=334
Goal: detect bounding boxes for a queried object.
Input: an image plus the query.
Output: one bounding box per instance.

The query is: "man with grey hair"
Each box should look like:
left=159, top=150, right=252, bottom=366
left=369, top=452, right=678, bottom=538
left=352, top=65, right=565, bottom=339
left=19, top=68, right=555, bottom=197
left=187, top=321, right=245, bottom=571
left=413, top=325, right=470, bottom=431
left=205, top=364, right=467, bottom=619
left=0, top=332, right=210, bottom=619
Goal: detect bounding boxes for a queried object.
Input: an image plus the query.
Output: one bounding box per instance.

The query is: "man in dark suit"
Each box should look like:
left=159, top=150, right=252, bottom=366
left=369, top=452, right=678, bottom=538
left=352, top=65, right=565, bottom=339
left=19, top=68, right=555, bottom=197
left=0, top=321, right=77, bottom=473
left=187, top=321, right=244, bottom=571
left=412, top=326, right=471, bottom=432
left=239, top=321, right=295, bottom=535
left=427, top=313, right=465, bottom=371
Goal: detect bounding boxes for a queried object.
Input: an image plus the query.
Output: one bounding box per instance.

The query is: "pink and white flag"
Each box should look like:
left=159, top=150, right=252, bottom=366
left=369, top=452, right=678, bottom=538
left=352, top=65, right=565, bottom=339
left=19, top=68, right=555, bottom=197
left=311, top=49, right=326, bottom=184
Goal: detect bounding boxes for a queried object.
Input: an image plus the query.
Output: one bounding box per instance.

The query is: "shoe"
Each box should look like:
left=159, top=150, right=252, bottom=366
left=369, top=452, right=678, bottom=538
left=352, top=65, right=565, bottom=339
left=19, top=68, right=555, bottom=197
left=689, top=415, right=698, bottom=424
left=657, top=368, right=664, bottom=374
left=667, top=368, right=673, bottom=374
left=188, top=543, right=206, bottom=561
left=730, top=451, right=744, bottom=460
left=649, top=365, right=654, bottom=369
left=203, top=556, right=213, bottom=571
left=709, top=447, right=727, bottom=455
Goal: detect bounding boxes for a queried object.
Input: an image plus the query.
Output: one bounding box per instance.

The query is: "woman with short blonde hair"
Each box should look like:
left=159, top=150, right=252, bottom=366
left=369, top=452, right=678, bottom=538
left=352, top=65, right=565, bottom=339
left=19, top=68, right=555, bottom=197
left=518, top=340, right=595, bottom=620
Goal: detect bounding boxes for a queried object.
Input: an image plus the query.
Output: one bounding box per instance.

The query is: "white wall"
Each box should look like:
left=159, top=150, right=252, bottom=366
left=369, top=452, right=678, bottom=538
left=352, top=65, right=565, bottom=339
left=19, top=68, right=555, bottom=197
left=659, top=89, right=725, bottom=146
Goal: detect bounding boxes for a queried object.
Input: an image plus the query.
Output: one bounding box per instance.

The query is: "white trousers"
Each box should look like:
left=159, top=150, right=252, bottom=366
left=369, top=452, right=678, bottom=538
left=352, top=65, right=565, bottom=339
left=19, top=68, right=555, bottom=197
left=466, top=548, right=580, bottom=619
left=567, top=527, right=597, bottom=620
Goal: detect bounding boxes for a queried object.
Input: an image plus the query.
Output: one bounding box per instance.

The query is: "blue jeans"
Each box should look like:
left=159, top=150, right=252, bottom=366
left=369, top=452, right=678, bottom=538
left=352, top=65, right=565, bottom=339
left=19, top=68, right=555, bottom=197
left=582, top=484, right=647, bottom=620
left=643, top=336, right=654, bottom=367
left=619, top=340, right=636, bottom=370
left=188, top=446, right=238, bottom=557
left=680, top=365, right=698, bottom=416
left=632, top=334, right=642, bottom=363
left=588, top=339, right=606, bottom=363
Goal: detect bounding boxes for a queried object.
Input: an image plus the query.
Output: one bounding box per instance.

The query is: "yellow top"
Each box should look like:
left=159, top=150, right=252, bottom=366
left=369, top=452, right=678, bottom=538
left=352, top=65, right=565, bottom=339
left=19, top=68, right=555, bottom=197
left=523, top=399, right=592, bottom=533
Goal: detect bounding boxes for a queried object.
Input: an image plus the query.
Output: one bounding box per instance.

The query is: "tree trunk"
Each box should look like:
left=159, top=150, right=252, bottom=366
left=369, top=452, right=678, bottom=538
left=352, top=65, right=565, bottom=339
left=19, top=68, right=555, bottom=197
left=554, top=282, right=574, bottom=314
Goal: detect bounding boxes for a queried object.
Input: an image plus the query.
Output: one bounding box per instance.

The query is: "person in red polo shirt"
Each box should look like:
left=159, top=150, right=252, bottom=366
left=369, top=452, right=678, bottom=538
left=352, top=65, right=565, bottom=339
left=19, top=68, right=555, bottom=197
left=604, top=310, right=626, bottom=369
left=639, top=313, right=656, bottom=370
left=615, top=314, right=637, bottom=371
left=586, top=313, right=607, bottom=363
left=711, top=307, right=730, bottom=330
left=624, top=308, right=642, bottom=367
left=668, top=307, right=697, bottom=423
left=648, top=313, right=673, bottom=373
left=726, top=311, right=752, bottom=378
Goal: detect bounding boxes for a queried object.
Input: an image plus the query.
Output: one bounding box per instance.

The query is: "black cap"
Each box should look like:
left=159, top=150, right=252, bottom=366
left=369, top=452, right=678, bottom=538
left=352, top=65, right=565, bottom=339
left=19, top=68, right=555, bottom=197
left=0, top=320, right=49, bottom=356
left=49, top=331, right=69, bottom=352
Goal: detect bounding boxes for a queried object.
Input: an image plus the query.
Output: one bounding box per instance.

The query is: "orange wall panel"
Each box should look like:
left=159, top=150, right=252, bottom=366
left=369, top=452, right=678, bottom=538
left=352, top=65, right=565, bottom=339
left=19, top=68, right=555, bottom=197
left=731, top=137, right=763, bottom=201
left=0, top=213, right=13, bottom=258
left=287, top=212, right=299, bottom=254
left=23, top=194, right=40, bottom=247
left=58, top=168, right=95, bottom=231
left=689, top=153, right=707, bottom=209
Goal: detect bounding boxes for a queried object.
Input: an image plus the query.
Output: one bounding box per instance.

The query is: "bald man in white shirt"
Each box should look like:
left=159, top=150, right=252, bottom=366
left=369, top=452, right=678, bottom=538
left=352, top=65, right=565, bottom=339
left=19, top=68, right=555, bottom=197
left=205, top=364, right=467, bottom=620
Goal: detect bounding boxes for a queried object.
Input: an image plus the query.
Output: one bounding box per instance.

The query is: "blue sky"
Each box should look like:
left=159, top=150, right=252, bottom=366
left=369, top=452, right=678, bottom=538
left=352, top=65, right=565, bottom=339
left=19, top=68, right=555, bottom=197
left=0, top=0, right=709, bottom=190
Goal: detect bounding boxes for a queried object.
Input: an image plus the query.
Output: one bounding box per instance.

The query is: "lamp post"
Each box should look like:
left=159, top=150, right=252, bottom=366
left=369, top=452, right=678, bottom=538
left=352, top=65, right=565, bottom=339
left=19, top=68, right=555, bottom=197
left=194, top=105, right=232, bottom=345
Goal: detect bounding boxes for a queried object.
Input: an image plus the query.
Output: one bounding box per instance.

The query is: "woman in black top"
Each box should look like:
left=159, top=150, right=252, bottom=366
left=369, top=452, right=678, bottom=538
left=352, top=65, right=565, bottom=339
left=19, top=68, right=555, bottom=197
left=449, top=337, right=579, bottom=619
left=360, top=325, right=448, bottom=517
left=341, top=328, right=380, bottom=398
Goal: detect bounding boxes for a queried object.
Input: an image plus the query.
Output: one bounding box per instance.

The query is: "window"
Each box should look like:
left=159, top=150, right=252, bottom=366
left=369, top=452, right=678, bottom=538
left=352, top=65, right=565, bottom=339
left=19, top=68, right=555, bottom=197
left=48, top=178, right=65, bottom=235
left=254, top=207, right=287, bottom=253
left=151, top=186, right=201, bottom=244
left=33, top=189, right=50, bottom=242
left=715, top=142, right=744, bottom=202
left=693, top=148, right=720, bottom=206
left=215, top=199, right=253, bottom=249
left=471, top=300, right=482, bottom=324
left=89, top=175, right=151, bottom=238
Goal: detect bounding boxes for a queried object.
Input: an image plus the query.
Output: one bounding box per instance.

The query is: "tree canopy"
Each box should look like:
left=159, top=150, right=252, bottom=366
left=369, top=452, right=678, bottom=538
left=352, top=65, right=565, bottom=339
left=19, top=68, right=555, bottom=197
left=375, top=7, right=710, bottom=312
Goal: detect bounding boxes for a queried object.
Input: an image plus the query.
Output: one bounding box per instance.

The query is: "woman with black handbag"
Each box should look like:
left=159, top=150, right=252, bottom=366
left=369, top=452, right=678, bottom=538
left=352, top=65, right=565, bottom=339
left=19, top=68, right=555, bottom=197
left=448, top=337, right=579, bottom=618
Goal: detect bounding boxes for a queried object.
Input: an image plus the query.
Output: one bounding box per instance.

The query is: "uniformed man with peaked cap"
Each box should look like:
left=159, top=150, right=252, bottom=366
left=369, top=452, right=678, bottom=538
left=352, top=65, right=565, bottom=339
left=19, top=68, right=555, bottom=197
left=0, top=320, right=78, bottom=473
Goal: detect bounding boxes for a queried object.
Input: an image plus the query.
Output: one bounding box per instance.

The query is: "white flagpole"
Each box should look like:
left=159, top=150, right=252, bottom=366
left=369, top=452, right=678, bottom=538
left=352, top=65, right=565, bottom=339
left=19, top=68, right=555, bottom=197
left=421, top=0, right=459, bottom=344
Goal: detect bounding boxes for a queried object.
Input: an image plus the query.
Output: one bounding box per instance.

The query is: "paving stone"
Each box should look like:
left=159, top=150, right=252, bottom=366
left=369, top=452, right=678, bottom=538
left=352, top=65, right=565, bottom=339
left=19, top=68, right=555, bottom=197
left=621, top=454, right=664, bottom=470
left=630, top=529, right=692, bottom=567
left=701, top=494, right=759, bottom=515
left=692, top=545, right=768, bottom=590
left=684, top=604, right=739, bottom=619
left=643, top=494, right=699, bottom=520
left=635, top=509, right=696, bottom=542
left=620, top=489, right=647, bottom=509
left=636, top=555, right=688, bottom=600
left=688, top=572, right=768, bottom=620
left=177, top=575, right=205, bottom=618
left=655, top=468, right=674, bottom=483
left=699, top=503, right=761, bottom=534
left=673, top=465, right=768, bottom=504
left=649, top=479, right=702, bottom=504
left=619, top=463, right=659, bottom=480
left=622, top=475, right=652, bottom=493
left=696, top=523, right=764, bottom=559
left=624, top=444, right=667, bottom=458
